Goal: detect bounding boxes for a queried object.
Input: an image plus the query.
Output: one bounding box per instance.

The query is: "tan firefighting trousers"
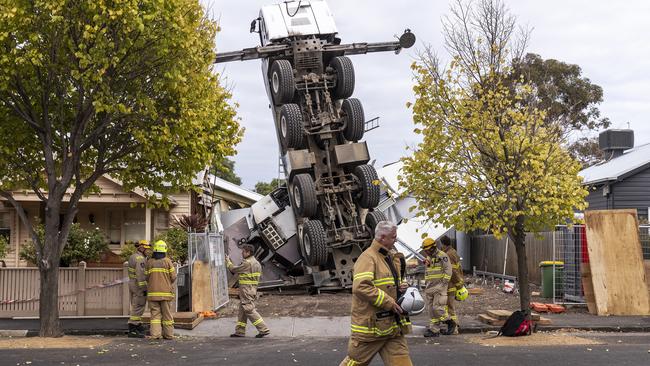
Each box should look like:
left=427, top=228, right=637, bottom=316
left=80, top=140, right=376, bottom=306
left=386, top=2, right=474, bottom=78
left=128, top=291, right=146, bottom=325
left=425, top=286, right=449, bottom=333
left=447, top=288, right=459, bottom=326
left=338, top=335, right=412, bottom=366
left=149, top=300, right=174, bottom=339
left=235, top=301, right=269, bottom=335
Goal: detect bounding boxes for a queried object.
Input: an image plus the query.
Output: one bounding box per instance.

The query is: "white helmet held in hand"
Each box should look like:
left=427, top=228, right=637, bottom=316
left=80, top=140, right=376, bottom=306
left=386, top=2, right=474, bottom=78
left=397, top=286, right=425, bottom=315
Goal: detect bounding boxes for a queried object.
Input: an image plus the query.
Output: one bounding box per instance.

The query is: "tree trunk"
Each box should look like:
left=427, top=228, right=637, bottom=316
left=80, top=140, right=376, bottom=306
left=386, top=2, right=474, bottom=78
left=38, top=200, right=66, bottom=337
left=38, top=264, right=62, bottom=337
left=512, top=220, right=530, bottom=313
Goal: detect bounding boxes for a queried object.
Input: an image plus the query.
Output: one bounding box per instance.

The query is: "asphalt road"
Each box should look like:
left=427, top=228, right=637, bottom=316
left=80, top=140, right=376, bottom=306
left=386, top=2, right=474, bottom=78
left=1, top=333, right=649, bottom=366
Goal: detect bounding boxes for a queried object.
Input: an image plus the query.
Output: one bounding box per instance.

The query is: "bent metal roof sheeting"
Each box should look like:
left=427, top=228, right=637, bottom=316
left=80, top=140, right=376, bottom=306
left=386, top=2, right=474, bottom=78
left=579, top=143, right=650, bottom=185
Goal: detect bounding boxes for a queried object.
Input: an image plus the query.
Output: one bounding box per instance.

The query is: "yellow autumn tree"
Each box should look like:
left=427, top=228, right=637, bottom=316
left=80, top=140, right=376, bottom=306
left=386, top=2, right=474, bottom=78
left=400, top=1, right=588, bottom=312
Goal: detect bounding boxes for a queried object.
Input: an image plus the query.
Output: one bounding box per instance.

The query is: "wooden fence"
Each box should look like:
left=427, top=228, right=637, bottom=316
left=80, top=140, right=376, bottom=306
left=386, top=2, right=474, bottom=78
left=0, top=262, right=129, bottom=318
left=470, top=232, right=555, bottom=285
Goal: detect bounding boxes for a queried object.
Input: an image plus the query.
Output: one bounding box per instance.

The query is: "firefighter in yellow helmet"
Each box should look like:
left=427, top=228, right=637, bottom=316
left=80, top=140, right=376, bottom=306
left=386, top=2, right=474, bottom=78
left=127, top=240, right=151, bottom=338
left=440, top=235, right=464, bottom=335
left=420, top=237, right=452, bottom=337
left=146, top=240, right=177, bottom=340
left=338, top=220, right=413, bottom=366
left=226, top=243, right=270, bottom=338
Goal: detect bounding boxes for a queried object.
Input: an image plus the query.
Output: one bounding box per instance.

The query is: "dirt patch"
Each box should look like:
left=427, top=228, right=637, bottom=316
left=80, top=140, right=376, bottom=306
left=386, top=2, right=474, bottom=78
left=0, top=336, right=112, bottom=349
left=467, top=332, right=603, bottom=347
left=459, top=276, right=587, bottom=317
left=218, top=291, right=352, bottom=318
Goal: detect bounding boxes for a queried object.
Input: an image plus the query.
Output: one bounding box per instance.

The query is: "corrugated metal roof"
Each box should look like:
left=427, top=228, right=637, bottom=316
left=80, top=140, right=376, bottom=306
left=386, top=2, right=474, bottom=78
left=579, top=143, right=650, bottom=185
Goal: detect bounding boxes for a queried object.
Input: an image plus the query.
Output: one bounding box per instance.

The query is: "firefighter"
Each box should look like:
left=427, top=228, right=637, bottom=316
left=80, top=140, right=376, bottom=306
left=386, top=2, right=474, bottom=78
left=146, top=240, right=177, bottom=340
left=226, top=243, right=270, bottom=338
left=421, top=237, right=452, bottom=337
left=440, top=235, right=464, bottom=335
left=338, top=221, right=413, bottom=366
left=127, top=240, right=150, bottom=338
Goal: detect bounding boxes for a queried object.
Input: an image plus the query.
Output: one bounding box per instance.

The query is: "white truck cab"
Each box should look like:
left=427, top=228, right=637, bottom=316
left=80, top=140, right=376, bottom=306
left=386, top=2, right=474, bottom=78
left=259, top=1, right=338, bottom=45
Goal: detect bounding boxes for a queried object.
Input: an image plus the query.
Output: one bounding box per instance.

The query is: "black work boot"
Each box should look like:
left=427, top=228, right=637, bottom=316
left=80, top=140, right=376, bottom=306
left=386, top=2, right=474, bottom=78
left=136, top=324, right=147, bottom=337
left=423, top=329, right=440, bottom=338
left=255, top=331, right=270, bottom=338
left=128, top=324, right=145, bottom=338
left=443, top=320, right=458, bottom=335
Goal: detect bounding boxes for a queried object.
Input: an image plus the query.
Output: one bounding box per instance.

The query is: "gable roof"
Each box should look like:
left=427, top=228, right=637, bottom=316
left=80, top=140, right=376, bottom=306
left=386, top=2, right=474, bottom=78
left=579, top=142, right=650, bottom=185
left=192, top=172, right=263, bottom=203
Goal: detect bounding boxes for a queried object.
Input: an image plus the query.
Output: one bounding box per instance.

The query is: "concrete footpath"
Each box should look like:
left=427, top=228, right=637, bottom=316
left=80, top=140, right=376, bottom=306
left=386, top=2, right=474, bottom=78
left=2, top=313, right=649, bottom=337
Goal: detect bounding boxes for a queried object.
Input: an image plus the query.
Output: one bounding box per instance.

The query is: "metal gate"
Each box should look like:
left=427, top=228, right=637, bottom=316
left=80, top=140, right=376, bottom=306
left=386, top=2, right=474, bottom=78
left=188, top=232, right=229, bottom=311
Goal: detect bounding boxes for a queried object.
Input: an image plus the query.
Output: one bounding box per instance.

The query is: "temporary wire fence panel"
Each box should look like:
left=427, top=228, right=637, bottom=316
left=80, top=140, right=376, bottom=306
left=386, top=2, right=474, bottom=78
left=553, top=224, right=650, bottom=305
left=188, top=232, right=229, bottom=312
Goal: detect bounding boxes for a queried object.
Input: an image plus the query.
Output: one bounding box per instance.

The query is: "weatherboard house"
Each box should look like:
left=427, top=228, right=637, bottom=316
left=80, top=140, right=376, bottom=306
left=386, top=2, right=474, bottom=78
left=0, top=173, right=261, bottom=267
left=579, top=129, right=650, bottom=224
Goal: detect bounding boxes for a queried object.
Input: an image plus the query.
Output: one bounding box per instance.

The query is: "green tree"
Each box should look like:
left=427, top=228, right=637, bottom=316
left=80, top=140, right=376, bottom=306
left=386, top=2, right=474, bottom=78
left=0, top=0, right=241, bottom=336
left=402, top=0, right=588, bottom=312
left=254, top=178, right=285, bottom=196
left=0, top=235, right=8, bottom=261
left=20, top=223, right=108, bottom=267
left=212, top=157, right=242, bottom=185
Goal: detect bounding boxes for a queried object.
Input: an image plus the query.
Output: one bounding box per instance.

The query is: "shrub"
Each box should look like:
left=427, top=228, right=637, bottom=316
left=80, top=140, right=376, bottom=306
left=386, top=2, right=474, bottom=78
left=20, top=223, right=109, bottom=267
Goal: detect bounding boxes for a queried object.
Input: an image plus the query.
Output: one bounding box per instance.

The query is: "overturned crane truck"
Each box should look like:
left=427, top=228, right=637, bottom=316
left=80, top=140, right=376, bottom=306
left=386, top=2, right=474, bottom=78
left=216, top=0, right=415, bottom=289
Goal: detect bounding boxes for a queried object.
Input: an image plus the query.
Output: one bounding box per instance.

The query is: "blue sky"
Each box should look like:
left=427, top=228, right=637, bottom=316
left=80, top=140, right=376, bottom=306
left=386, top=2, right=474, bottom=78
left=205, top=0, right=650, bottom=189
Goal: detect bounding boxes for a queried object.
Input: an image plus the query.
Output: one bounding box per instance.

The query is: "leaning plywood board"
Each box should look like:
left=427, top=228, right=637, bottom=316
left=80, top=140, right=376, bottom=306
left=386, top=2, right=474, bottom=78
left=191, top=261, right=214, bottom=312
left=645, top=260, right=650, bottom=299
left=580, top=264, right=597, bottom=315
left=585, top=209, right=650, bottom=315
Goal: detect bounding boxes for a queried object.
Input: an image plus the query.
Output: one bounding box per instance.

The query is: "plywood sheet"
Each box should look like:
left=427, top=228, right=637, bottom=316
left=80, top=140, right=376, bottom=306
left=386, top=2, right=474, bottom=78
left=585, top=209, right=650, bottom=315
left=191, top=261, right=214, bottom=312
left=580, top=264, right=597, bottom=315
left=645, top=260, right=650, bottom=299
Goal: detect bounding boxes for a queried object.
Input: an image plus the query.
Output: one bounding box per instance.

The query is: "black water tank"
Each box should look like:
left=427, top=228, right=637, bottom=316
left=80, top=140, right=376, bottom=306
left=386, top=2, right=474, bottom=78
left=599, top=129, right=634, bottom=152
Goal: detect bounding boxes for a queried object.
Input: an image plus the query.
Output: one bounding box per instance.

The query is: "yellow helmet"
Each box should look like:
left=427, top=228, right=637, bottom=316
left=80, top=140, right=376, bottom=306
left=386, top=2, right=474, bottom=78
left=153, top=240, right=167, bottom=253
left=421, top=237, right=436, bottom=250
left=455, top=286, right=469, bottom=301
left=138, top=240, right=151, bottom=249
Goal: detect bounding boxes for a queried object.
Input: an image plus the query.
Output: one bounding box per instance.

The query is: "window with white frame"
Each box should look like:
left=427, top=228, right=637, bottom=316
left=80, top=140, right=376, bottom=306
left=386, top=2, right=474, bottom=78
left=0, top=211, right=10, bottom=242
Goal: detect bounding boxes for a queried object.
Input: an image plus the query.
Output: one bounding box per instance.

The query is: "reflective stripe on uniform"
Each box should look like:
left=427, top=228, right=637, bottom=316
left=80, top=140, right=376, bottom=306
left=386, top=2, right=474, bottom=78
left=147, top=292, right=174, bottom=297
left=239, top=280, right=259, bottom=285
left=353, top=271, right=374, bottom=281
left=162, top=320, right=174, bottom=325
left=346, top=359, right=360, bottom=366
left=425, top=273, right=451, bottom=280
left=236, top=322, right=247, bottom=327
left=372, top=277, right=395, bottom=286
left=373, top=289, right=386, bottom=307
left=150, top=320, right=161, bottom=324
left=137, top=281, right=147, bottom=286
left=129, top=316, right=141, bottom=321
left=252, top=318, right=264, bottom=326
left=145, top=268, right=174, bottom=275
left=447, top=287, right=457, bottom=293
left=351, top=323, right=399, bottom=336
left=239, top=272, right=261, bottom=278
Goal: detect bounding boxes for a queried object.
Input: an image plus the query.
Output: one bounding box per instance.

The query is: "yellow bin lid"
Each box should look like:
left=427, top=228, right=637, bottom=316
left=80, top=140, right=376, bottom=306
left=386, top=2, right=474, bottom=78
left=539, top=261, right=564, bottom=267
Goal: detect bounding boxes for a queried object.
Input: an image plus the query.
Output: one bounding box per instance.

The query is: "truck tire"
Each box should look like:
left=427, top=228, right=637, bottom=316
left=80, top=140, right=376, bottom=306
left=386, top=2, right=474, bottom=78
left=280, top=104, right=305, bottom=149
left=292, top=174, right=318, bottom=218
left=302, top=220, right=328, bottom=266
left=353, top=164, right=380, bottom=209
left=342, top=98, right=365, bottom=142
left=330, top=56, right=355, bottom=99
left=365, top=210, right=388, bottom=237
left=270, top=59, right=295, bottom=105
